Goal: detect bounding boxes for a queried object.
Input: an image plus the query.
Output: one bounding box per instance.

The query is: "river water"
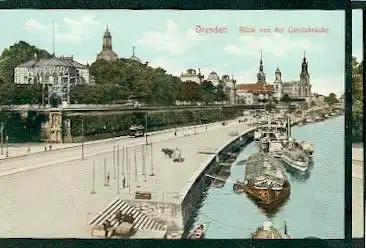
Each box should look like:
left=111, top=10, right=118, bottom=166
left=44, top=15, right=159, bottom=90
left=192, top=116, right=344, bottom=239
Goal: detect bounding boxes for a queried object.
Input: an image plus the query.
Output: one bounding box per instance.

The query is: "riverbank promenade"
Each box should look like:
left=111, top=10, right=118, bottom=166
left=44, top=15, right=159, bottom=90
left=0, top=119, right=252, bottom=238
left=352, top=144, right=364, bottom=238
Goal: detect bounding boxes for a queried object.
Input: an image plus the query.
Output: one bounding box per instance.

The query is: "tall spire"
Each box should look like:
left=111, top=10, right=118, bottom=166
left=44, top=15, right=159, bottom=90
left=260, top=50, right=263, bottom=64
left=301, top=50, right=309, bottom=75
left=259, top=50, right=263, bottom=71
left=52, top=20, right=55, bottom=57
left=132, top=46, right=135, bottom=57
left=106, top=25, right=109, bottom=31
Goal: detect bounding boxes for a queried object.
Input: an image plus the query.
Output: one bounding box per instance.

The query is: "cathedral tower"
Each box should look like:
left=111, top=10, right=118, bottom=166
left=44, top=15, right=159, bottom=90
left=273, top=67, right=283, bottom=100
left=299, top=51, right=311, bottom=97
left=257, top=50, right=266, bottom=84
left=96, top=26, right=118, bottom=62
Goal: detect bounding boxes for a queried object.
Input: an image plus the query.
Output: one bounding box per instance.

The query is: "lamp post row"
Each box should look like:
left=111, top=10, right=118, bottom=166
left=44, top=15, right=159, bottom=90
left=90, top=142, right=155, bottom=195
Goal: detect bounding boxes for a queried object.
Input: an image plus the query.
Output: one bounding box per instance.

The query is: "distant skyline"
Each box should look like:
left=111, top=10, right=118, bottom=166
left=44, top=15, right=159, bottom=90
left=0, top=10, right=345, bottom=96
left=352, top=9, right=363, bottom=62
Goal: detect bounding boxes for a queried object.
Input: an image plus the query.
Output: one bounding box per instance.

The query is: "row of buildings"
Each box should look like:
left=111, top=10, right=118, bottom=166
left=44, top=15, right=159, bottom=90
left=179, top=51, right=312, bottom=105
left=13, top=26, right=139, bottom=106
left=13, top=26, right=313, bottom=107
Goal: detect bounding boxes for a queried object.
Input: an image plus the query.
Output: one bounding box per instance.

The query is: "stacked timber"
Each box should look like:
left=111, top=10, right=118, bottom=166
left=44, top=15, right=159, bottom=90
left=233, top=153, right=290, bottom=207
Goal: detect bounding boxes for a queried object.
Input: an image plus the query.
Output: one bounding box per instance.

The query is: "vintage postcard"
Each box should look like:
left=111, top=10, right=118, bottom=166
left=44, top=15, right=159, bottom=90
left=0, top=10, right=345, bottom=239
left=352, top=9, right=364, bottom=239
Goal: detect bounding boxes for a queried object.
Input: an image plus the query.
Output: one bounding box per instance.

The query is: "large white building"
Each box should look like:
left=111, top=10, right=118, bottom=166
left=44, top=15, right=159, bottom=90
left=14, top=54, right=91, bottom=105
left=179, top=69, right=204, bottom=84
left=179, top=68, right=237, bottom=104
left=221, top=74, right=236, bottom=104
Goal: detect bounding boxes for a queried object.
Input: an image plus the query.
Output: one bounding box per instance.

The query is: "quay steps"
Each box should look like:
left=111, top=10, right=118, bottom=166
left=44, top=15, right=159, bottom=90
left=88, top=198, right=167, bottom=232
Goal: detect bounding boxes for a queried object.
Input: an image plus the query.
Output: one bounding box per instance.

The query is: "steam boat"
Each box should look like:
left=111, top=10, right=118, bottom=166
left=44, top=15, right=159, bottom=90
left=281, top=140, right=310, bottom=172
left=298, top=141, right=314, bottom=156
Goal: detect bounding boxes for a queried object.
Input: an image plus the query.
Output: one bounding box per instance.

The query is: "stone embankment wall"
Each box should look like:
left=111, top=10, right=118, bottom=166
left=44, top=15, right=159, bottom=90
left=120, top=129, right=254, bottom=238
left=179, top=129, right=255, bottom=236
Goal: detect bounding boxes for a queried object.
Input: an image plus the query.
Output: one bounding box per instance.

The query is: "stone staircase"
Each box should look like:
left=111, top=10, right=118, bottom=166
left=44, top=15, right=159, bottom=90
left=89, top=198, right=167, bottom=233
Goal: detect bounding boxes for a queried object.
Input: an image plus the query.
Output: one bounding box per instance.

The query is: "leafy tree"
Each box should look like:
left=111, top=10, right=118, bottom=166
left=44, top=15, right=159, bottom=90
left=0, top=41, right=51, bottom=84
left=324, top=93, right=339, bottom=105
left=199, top=81, right=216, bottom=104
left=352, top=56, right=363, bottom=142
left=281, top=93, right=291, bottom=103
left=215, top=84, right=228, bottom=103
left=177, top=81, right=200, bottom=102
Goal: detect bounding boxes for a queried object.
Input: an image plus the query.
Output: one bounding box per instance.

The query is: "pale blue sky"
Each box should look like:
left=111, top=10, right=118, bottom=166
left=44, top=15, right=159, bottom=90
left=352, top=9, right=363, bottom=62
left=0, top=10, right=345, bottom=96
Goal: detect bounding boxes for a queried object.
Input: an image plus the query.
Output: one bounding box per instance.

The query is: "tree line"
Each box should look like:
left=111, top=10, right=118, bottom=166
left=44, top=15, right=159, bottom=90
left=352, top=56, right=363, bottom=143
left=0, top=41, right=229, bottom=106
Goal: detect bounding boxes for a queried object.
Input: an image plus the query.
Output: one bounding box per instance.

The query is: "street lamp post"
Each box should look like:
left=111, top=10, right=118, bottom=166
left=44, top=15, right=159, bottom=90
left=5, top=135, right=8, bottom=157
left=104, top=158, right=107, bottom=186
left=117, top=144, right=120, bottom=195
left=145, top=112, right=148, bottom=145
left=142, top=144, right=147, bottom=182
left=150, top=142, right=154, bottom=176
left=0, top=122, right=4, bottom=155
left=81, top=119, right=85, bottom=159
left=90, top=160, right=96, bottom=194
left=113, top=144, right=116, bottom=179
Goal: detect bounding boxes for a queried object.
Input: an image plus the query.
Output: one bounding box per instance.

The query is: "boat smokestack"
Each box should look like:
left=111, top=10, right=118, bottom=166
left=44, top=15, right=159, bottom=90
left=286, top=116, right=291, bottom=138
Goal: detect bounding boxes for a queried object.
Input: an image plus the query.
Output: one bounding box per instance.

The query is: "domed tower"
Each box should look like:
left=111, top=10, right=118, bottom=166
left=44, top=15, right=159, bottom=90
left=207, top=71, right=220, bottom=86
left=274, top=67, right=283, bottom=100
left=103, top=27, right=112, bottom=50
left=96, top=25, right=118, bottom=62
left=257, top=50, right=266, bottom=84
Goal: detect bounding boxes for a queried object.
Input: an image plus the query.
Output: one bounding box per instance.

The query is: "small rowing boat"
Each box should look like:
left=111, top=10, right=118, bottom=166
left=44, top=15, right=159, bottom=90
left=188, top=224, right=205, bottom=239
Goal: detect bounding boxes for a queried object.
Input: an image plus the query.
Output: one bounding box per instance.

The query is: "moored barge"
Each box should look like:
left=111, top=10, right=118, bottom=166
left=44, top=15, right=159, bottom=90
left=233, top=153, right=290, bottom=207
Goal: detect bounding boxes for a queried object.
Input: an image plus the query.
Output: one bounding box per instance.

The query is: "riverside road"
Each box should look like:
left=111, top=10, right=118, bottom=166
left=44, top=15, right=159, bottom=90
left=0, top=119, right=252, bottom=237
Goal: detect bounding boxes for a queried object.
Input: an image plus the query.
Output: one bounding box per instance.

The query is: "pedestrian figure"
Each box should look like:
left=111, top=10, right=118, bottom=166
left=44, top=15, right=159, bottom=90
left=27, top=144, right=31, bottom=152
left=44, top=145, right=47, bottom=151
left=103, top=219, right=111, bottom=238
left=122, top=177, right=126, bottom=188
left=49, top=144, right=52, bottom=150
left=106, top=172, right=110, bottom=186
left=115, top=210, right=123, bottom=225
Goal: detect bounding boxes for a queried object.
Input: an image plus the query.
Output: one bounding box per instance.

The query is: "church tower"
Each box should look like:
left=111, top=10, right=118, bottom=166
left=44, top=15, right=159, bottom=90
left=256, top=50, right=266, bottom=84
left=96, top=25, right=118, bottom=62
left=300, top=51, right=311, bottom=97
left=273, top=67, right=283, bottom=100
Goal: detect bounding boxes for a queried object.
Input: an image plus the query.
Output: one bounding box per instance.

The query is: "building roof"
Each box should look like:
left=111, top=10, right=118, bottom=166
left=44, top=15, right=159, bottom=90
left=237, top=83, right=274, bottom=93
left=282, top=81, right=300, bottom=85
left=17, top=56, right=87, bottom=69
left=97, top=49, right=118, bottom=61
left=207, top=71, right=219, bottom=81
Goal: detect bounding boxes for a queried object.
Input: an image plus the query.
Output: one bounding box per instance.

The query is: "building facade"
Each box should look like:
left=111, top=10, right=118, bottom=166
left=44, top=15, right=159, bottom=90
left=275, top=53, right=312, bottom=100
left=14, top=54, right=90, bottom=105
left=206, top=71, right=220, bottom=86
left=96, top=26, right=118, bottom=62
left=236, top=51, right=274, bottom=104
left=179, top=69, right=204, bottom=84
left=221, top=74, right=236, bottom=104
